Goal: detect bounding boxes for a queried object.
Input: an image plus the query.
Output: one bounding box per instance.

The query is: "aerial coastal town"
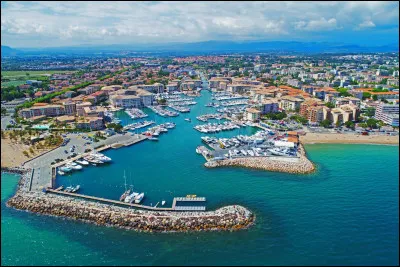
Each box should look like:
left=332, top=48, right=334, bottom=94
left=1, top=52, right=399, bottom=232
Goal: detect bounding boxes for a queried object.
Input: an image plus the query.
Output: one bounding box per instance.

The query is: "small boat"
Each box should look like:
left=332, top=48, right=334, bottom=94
left=57, top=170, right=65, bottom=176
left=185, top=118, right=191, bottom=122
left=148, top=137, right=159, bottom=141
left=60, top=166, right=72, bottom=172
left=161, top=200, right=166, bottom=206
left=134, top=193, right=145, bottom=204
left=70, top=164, right=83, bottom=170
left=64, top=186, right=74, bottom=192
left=71, top=185, right=80, bottom=193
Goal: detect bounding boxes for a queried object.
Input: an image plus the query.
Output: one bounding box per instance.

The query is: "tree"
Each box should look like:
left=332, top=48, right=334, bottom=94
left=325, top=102, right=335, bottom=108
left=362, top=92, right=371, bottom=100
left=1, top=107, right=7, bottom=116
left=359, top=123, right=368, bottom=129
left=320, top=119, right=331, bottom=128
left=364, top=107, right=375, bottom=117
left=344, top=121, right=355, bottom=130
left=335, top=120, right=342, bottom=128
left=366, top=118, right=379, bottom=129
left=372, top=95, right=378, bottom=101
left=377, top=121, right=385, bottom=130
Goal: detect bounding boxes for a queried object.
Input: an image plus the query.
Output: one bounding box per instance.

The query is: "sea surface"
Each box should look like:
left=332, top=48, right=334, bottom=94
left=2, top=89, right=399, bottom=266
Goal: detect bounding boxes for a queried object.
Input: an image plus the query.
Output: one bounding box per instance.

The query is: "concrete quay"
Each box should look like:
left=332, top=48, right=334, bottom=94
left=24, top=133, right=148, bottom=191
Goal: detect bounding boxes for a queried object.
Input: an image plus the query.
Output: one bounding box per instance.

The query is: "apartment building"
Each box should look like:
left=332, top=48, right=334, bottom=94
left=375, top=103, right=399, bottom=126
left=20, top=104, right=64, bottom=119
left=279, top=96, right=304, bottom=111
left=260, top=99, right=279, bottom=114
left=76, top=116, right=104, bottom=130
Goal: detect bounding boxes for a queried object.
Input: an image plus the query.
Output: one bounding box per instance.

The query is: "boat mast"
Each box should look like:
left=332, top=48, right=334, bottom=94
left=123, top=170, right=127, bottom=191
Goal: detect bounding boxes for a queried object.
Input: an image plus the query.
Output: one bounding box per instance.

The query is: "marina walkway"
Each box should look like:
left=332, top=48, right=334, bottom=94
left=46, top=190, right=207, bottom=212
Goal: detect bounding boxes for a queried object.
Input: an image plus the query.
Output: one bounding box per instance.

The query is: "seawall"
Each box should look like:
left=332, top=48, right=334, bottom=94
left=204, top=145, right=315, bottom=174
left=6, top=191, right=254, bottom=233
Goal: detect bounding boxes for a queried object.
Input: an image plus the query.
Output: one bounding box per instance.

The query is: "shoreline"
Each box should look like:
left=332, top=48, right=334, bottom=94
left=300, top=132, right=399, bottom=145
left=3, top=169, right=255, bottom=233
left=204, top=145, right=315, bottom=174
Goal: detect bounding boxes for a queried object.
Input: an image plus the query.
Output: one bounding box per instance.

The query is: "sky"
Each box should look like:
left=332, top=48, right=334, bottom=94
left=1, top=1, right=399, bottom=48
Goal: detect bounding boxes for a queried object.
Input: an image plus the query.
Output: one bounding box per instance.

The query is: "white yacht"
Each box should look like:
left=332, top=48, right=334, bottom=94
left=75, top=159, right=89, bottom=165
left=124, top=192, right=139, bottom=203
left=134, top=193, right=145, bottom=204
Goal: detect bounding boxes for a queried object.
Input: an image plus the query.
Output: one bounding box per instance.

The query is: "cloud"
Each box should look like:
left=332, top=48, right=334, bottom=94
left=294, top=18, right=339, bottom=31
left=356, top=20, right=376, bottom=30
left=1, top=1, right=398, bottom=47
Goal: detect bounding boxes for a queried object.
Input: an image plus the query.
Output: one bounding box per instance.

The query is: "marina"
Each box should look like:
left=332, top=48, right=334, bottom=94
left=125, top=108, right=148, bottom=120
left=148, top=106, right=179, bottom=117
left=123, top=120, right=155, bottom=131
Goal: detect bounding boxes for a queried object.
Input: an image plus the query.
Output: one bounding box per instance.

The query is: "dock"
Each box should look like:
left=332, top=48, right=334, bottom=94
left=172, top=197, right=207, bottom=211
left=45, top=190, right=208, bottom=212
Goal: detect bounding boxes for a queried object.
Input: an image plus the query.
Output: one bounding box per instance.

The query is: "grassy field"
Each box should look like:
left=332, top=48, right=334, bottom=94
left=1, top=80, right=27, bottom=87
left=1, top=70, right=77, bottom=78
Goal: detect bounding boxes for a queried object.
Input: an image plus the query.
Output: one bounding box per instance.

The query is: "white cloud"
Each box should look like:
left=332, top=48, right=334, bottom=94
left=357, top=20, right=376, bottom=29
left=294, top=18, right=339, bottom=31
left=1, top=1, right=398, bottom=47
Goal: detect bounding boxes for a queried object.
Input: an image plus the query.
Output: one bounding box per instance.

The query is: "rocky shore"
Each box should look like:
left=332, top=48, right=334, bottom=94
left=204, top=145, right=315, bottom=174
left=6, top=191, right=254, bottom=233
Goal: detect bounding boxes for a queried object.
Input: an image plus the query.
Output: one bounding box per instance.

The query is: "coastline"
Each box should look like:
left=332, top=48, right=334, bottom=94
left=3, top=169, right=255, bottom=233
left=300, top=132, right=399, bottom=145
left=204, top=145, right=315, bottom=174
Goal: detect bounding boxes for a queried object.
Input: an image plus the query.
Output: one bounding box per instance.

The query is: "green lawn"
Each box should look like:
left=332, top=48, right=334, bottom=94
left=1, top=70, right=76, bottom=78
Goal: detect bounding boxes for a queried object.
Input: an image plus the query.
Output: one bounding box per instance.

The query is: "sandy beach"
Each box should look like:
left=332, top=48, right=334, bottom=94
left=1, top=139, right=30, bottom=168
left=300, top=132, right=399, bottom=145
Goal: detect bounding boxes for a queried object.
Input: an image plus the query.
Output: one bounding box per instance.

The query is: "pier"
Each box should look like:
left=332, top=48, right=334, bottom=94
left=45, top=190, right=207, bottom=212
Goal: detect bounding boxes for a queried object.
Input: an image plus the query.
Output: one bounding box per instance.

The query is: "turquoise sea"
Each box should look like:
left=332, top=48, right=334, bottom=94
left=2, top=90, right=399, bottom=266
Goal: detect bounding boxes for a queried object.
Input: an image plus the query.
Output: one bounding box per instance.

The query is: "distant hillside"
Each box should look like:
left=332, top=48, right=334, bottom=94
left=1, top=45, right=21, bottom=56
left=2, top=41, right=399, bottom=56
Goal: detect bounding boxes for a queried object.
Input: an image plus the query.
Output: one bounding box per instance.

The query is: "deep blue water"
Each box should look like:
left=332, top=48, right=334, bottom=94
left=1, top=90, right=399, bottom=266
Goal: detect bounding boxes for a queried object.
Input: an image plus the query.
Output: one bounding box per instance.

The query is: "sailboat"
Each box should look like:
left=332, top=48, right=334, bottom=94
left=119, top=170, right=130, bottom=201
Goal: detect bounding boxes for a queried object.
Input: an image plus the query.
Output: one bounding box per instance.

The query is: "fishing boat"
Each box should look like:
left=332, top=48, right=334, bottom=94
left=134, top=193, right=145, bottom=204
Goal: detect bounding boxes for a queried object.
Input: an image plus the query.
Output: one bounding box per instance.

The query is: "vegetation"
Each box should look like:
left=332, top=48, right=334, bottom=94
left=363, top=107, right=376, bottom=117
left=344, top=121, right=355, bottom=129
left=325, top=102, right=335, bottom=108
left=290, top=114, right=308, bottom=125
left=106, top=123, right=123, bottom=132
left=263, top=112, right=287, bottom=120
left=362, top=92, right=371, bottom=100
left=320, top=119, right=331, bottom=128
left=1, top=107, right=7, bottom=116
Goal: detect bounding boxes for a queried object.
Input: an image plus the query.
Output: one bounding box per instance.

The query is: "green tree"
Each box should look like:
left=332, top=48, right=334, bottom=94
left=364, top=107, right=376, bottom=117
left=320, top=119, right=331, bottom=128
left=344, top=121, right=355, bottom=129
left=372, top=95, right=378, bottom=101
left=1, top=107, right=7, bottom=116
left=366, top=118, right=379, bottom=129
left=362, top=92, right=371, bottom=100
left=325, top=102, right=335, bottom=108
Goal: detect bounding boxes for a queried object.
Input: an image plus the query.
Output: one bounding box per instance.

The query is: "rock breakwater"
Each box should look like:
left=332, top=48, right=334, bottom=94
left=205, top=145, right=315, bottom=174
left=6, top=191, right=255, bottom=233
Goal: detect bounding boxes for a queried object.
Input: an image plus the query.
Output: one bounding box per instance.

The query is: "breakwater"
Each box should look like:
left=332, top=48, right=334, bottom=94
left=204, top=145, right=315, bottom=174
left=6, top=191, right=254, bottom=233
